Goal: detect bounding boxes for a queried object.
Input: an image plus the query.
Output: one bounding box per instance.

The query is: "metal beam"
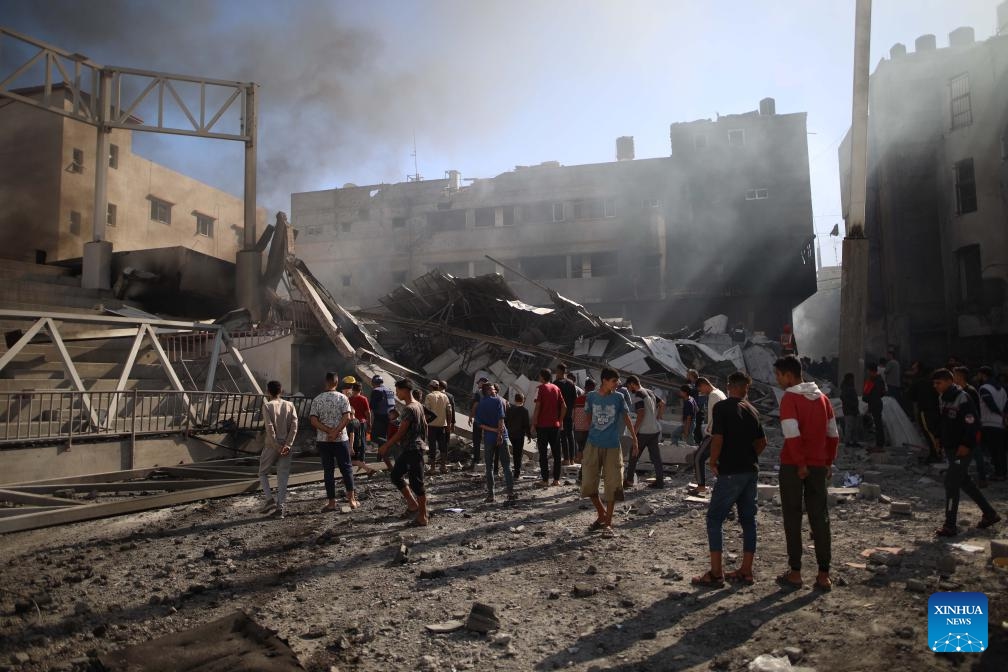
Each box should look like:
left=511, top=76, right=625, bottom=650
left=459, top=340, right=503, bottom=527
left=44, top=318, right=99, bottom=429
left=0, top=488, right=85, bottom=507
left=203, top=330, right=223, bottom=393
left=143, top=324, right=197, bottom=423
left=0, top=317, right=47, bottom=374
left=222, top=332, right=264, bottom=396
left=0, top=309, right=221, bottom=331
left=103, top=326, right=146, bottom=428
left=0, top=470, right=325, bottom=534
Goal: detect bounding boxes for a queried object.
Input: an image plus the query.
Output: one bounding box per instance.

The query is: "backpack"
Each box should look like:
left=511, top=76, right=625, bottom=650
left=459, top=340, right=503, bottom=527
left=374, top=386, right=396, bottom=416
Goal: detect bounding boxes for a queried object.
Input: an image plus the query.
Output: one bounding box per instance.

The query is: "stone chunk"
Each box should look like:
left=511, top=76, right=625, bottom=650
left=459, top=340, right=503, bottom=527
left=464, top=602, right=500, bottom=633
left=858, top=483, right=881, bottom=500
left=425, top=620, right=465, bottom=634
left=889, top=501, right=912, bottom=516
left=990, top=539, right=1008, bottom=560
left=572, top=584, right=599, bottom=598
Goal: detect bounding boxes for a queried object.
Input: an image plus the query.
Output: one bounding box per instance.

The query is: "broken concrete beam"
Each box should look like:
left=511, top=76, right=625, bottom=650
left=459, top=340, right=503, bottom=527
left=889, top=501, right=912, bottom=516
left=423, top=349, right=459, bottom=375
left=858, top=483, right=881, bottom=500
left=991, top=539, right=1008, bottom=560
left=756, top=484, right=776, bottom=503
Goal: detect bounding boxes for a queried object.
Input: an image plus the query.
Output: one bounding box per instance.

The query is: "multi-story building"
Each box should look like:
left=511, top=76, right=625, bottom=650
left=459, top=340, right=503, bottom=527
left=839, top=7, right=1008, bottom=362
left=0, top=85, right=265, bottom=265
left=293, top=98, right=817, bottom=335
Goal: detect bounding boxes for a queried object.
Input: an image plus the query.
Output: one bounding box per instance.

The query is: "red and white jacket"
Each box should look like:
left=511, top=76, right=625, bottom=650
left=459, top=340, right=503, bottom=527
left=779, top=382, right=839, bottom=468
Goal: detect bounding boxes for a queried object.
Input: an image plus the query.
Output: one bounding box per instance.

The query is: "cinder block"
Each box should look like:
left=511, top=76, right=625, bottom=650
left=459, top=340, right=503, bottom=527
left=858, top=483, right=881, bottom=500
left=890, top=501, right=912, bottom=516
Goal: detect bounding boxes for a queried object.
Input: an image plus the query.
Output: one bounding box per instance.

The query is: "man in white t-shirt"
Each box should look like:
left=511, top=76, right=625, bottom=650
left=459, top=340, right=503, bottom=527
left=691, top=377, right=728, bottom=495
left=623, top=376, right=667, bottom=489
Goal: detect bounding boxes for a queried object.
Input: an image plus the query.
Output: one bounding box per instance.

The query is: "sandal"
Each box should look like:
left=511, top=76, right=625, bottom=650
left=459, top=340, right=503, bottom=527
left=588, top=519, right=606, bottom=531
left=691, top=571, right=725, bottom=588
left=725, top=569, right=755, bottom=586
left=775, top=572, right=803, bottom=588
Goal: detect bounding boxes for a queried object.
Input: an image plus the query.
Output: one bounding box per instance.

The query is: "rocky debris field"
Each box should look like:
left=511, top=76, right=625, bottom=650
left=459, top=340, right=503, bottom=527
left=1, top=440, right=1006, bottom=672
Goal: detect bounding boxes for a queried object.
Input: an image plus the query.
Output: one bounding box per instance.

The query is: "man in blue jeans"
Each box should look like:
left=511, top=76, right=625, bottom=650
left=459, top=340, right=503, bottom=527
left=310, top=372, right=358, bottom=511
left=692, top=371, right=766, bottom=587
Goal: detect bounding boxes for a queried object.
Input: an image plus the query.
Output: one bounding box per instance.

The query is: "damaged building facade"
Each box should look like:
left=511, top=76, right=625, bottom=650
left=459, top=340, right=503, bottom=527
left=293, top=98, right=817, bottom=335
left=839, top=12, right=1008, bottom=362
left=0, top=85, right=265, bottom=265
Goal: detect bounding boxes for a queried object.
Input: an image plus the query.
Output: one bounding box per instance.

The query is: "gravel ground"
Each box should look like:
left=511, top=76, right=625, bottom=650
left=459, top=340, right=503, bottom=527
left=1, top=438, right=1006, bottom=672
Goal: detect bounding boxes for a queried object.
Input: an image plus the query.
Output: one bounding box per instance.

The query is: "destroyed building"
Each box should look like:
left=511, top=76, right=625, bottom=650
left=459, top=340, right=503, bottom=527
left=292, top=98, right=817, bottom=335
left=0, top=84, right=266, bottom=266
left=838, top=8, right=1008, bottom=362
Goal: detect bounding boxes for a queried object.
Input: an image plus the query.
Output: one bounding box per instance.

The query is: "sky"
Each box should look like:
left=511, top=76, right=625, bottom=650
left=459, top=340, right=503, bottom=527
left=2, top=0, right=1003, bottom=268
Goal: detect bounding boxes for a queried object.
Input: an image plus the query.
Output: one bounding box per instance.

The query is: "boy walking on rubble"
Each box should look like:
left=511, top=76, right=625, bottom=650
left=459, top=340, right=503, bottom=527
left=581, top=367, right=638, bottom=533
left=379, top=379, right=430, bottom=526
left=259, top=381, right=298, bottom=518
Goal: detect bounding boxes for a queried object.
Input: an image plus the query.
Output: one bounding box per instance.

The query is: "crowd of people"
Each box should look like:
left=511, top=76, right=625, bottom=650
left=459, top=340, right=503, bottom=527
left=253, top=353, right=1003, bottom=581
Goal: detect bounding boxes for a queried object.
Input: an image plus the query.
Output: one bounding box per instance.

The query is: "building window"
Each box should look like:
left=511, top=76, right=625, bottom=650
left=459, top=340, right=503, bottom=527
left=956, top=245, right=982, bottom=306
left=473, top=259, right=495, bottom=276
left=341, top=274, right=352, bottom=287
left=392, top=217, right=406, bottom=229
left=693, top=135, right=707, bottom=150
left=69, top=210, right=82, bottom=236
left=195, top=213, right=214, bottom=237
left=149, top=197, right=172, bottom=224
left=109, top=144, right=119, bottom=169
left=71, top=148, right=84, bottom=172
left=521, top=255, right=567, bottom=280
left=107, top=203, right=117, bottom=227
left=474, top=207, right=495, bottom=228
left=392, top=270, right=407, bottom=284
left=436, top=261, right=469, bottom=277
left=427, top=209, right=466, bottom=232
left=745, top=188, right=769, bottom=200
left=728, top=129, right=745, bottom=147
left=641, top=199, right=661, bottom=209
left=552, top=202, right=565, bottom=222
left=954, top=158, right=977, bottom=214
left=341, top=222, right=351, bottom=233
left=603, top=198, right=616, bottom=218
left=502, top=206, right=516, bottom=226
left=950, top=73, right=972, bottom=130
left=590, top=251, right=618, bottom=277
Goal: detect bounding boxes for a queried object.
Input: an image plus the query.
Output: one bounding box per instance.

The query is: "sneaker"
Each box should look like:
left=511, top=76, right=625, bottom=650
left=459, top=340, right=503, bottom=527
left=977, top=513, right=1002, bottom=529
left=259, top=501, right=276, bottom=514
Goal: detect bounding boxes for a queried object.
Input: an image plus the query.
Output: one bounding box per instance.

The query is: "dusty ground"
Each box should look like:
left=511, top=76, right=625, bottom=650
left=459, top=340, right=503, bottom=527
left=1, top=437, right=1006, bottom=672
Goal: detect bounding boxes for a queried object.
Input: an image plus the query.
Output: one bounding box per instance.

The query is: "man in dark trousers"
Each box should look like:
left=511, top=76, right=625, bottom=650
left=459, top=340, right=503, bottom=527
left=862, top=364, right=887, bottom=453
left=977, top=366, right=1007, bottom=482
left=692, top=371, right=766, bottom=587
left=505, top=392, right=532, bottom=479
left=532, top=368, right=566, bottom=487
left=932, top=369, right=1001, bottom=537
left=378, top=379, right=429, bottom=527
left=369, top=374, right=396, bottom=447
left=555, top=363, right=579, bottom=466
left=774, top=355, right=839, bottom=591
left=468, top=376, right=491, bottom=472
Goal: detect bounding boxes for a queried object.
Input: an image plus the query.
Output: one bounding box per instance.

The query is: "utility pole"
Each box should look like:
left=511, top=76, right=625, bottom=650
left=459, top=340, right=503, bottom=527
left=839, top=0, right=872, bottom=388
left=236, top=83, right=262, bottom=320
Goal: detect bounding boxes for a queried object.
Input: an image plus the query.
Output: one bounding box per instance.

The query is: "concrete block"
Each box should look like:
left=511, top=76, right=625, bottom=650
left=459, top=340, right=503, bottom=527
left=991, top=539, right=1008, bottom=560
left=858, top=483, right=881, bottom=500
left=757, top=484, right=777, bottom=503
left=889, top=501, right=912, bottom=516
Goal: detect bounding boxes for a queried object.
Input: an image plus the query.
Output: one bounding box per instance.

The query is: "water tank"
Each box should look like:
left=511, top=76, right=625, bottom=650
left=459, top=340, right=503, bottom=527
left=759, top=97, right=776, bottom=116
left=915, top=34, right=937, bottom=52
left=447, top=169, right=461, bottom=192
left=616, top=136, right=635, bottom=161
left=889, top=43, right=906, bottom=59
left=948, top=26, right=975, bottom=47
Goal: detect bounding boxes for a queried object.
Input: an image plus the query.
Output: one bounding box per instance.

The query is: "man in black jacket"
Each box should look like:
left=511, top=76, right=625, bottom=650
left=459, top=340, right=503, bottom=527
left=931, top=369, right=1001, bottom=537
left=862, top=364, right=887, bottom=453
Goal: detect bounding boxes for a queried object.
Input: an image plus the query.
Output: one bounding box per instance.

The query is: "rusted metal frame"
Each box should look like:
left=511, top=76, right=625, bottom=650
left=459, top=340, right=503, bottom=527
left=0, top=469, right=326, bottom=534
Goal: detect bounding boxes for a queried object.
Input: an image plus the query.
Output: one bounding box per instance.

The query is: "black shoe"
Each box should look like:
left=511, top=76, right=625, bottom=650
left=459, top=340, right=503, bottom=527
left=977, top=513, right=1001, bottom=529
left=647, top=482, right=665, bottom=489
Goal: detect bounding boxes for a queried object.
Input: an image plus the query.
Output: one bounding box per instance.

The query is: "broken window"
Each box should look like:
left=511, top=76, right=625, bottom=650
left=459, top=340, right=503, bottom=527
left=957, top=244, right=982, bottom=305
left=552, top=202, right=565, bottom=222
left=950, top=73, right=972, bottom=130
left=501, top=206, right=516, bottom=226
left=149, top=197, right=172, bottom=224
left=572, top=199, right=605, bottom=220
left=954, top=158, right=977, bottom=214
left=728, top=129, right=745, bottom=146
left=69, top=210, right=81, bottom=236
left=520, top=201, right=554, bottom=224
left=474, top=207, right=495, bottom=228
left=107, top=203, right=117, bottom=227
left=522, top=255, right=567, bottom=280
left=436, top=261, right=469, bottom=277
left=570, top=254, right=587, bottom=279
left=196, top=213, right=214, bottom=238
left=427, top=209, right=466, bottom=232
left=109, top=144, right=119, bottom=169
left=590, top=251, right=618, bottom=277
left=745, top=188, right=769, bottom=200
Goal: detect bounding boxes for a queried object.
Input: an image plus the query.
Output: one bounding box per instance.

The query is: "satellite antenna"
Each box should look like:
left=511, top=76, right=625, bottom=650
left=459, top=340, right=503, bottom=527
left=408, top=133, right=423, bottom=182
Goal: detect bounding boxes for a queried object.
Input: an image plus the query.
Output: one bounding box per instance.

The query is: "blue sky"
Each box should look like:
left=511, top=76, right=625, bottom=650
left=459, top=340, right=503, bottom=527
left=3, top=0, right=1003, bottom=266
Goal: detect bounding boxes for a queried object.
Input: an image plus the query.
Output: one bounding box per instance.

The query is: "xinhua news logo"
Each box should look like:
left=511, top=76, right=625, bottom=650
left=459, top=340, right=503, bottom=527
left=928, top=592, right=988, bottom=653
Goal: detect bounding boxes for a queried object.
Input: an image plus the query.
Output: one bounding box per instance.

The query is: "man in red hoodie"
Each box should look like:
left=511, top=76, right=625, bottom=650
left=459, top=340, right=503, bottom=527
left=774, top=355, right=839, bottom=591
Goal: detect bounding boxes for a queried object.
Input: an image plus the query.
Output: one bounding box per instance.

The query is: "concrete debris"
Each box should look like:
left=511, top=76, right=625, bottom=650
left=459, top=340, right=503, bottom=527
left=858, top=483, right=881, bottom=501
left=889, top=502, right=912, bottom=516
left=991, top=539, right=1008, bottom=560
left=424, top=620, right=465, bottom=634
left=464, top=602, right=500, bottom=634
left=748, top=654, right=793, bottom=672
